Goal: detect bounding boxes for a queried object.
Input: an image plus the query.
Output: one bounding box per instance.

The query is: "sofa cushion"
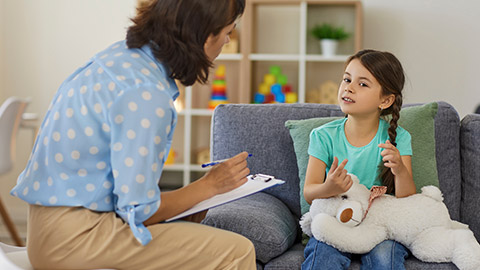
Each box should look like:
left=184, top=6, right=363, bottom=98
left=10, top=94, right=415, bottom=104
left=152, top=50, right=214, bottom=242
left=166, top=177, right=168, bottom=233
left=460, top=113, right=480, bottom=242
left=263, top=243, right=304, bottom=270
left=286, top=102, right=439, bottom=215
left=201, top=192, right=298, bottom=264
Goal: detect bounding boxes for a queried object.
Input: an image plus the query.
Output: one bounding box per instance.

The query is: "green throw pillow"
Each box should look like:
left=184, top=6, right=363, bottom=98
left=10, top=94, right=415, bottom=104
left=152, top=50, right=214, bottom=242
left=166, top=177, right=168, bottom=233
left=285, top=102, right=439, bottom=215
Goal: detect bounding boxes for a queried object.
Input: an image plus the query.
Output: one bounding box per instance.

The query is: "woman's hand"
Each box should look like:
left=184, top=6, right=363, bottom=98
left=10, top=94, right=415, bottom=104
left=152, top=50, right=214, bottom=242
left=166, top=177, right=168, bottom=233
left=144, top=152, right=250, bottom=225
left=324, top=157, right=353, bottom=195
left=379, top=140, right=407, bottom=176
left=200, top=152, right=250, bottom=196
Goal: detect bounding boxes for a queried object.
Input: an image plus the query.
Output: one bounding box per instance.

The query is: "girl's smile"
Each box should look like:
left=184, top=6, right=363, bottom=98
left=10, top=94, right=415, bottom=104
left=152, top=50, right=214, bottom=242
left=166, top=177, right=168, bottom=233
left=341, top=96, right=355, bottom=104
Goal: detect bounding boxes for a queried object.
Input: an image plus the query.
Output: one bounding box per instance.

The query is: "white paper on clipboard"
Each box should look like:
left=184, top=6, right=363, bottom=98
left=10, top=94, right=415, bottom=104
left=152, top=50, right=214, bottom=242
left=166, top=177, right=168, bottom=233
left=166, top=174, right=285, bottom=222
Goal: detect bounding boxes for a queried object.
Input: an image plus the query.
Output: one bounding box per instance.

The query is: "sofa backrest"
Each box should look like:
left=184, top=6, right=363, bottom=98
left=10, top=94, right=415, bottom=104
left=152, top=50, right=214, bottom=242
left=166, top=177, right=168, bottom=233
left=211, top=102, right=461, bottom=219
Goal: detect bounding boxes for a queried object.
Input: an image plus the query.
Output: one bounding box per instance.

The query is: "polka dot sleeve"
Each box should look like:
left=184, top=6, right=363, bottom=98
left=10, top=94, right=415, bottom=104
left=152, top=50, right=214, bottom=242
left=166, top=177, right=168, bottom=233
left=108, top=86, right=176, bottom=245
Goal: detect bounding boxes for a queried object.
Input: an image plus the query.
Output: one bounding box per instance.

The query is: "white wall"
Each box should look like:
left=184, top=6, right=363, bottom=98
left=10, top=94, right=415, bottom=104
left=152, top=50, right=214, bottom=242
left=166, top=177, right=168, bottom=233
left=0, top=0, right=137, bottom=222
left=362, top=0, right=480, bottom=115
left=0, top=0, right=5, bottom=102
left=1, top=0, right=480, bottom=223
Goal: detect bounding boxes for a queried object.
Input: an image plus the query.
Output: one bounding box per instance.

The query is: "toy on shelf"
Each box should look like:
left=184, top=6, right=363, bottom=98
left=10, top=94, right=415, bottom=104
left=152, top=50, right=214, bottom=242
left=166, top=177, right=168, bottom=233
left=306, top=80, right=338, bottom=104
left=253, top=65, right=297, bottom=104
left=208, top=65, right=229, bottom=110
left=165, top=150, right=176, bottom=165
left=195, top=147, right=211, bottom=165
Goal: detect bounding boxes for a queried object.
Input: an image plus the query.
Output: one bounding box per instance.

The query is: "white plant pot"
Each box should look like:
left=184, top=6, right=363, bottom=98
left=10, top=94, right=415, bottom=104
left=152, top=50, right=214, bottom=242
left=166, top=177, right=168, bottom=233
left=320, top=39, right=338, bottom=57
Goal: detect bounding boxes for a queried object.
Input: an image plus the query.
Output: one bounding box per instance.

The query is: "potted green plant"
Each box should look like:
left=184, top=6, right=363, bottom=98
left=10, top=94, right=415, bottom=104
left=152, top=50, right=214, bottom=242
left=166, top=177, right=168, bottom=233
left=310, top=23, right=350, bottom=57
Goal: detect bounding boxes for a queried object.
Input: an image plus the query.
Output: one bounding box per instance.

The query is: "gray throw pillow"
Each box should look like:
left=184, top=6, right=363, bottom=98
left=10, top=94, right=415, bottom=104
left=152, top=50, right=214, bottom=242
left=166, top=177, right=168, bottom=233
left=201, top=192, right=298, bottom=263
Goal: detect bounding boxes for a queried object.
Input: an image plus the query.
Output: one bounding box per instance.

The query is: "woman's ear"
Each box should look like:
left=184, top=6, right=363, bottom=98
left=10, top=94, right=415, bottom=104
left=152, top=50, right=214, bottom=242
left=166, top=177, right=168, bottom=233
left=380, top=94, right=395, bottom=110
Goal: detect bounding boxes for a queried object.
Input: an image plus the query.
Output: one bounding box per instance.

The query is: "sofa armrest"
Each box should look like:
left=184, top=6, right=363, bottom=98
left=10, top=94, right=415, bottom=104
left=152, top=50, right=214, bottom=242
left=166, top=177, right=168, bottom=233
left=460, top=113, right=480, bottom=241
left=202, top=192, right=299, bottom=264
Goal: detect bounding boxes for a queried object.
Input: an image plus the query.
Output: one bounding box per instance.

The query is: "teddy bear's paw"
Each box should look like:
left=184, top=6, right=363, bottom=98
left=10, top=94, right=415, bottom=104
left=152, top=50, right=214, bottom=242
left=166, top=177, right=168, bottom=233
left=300, top=212, right=313, bottom=236
left=411, top=226, right=480, bottom=269
left=310, top=213, right=384, bottom=254
left=420, top=185, right=443, bottom=202
left=451, top=230, right=480, bottom=270
left=410, top=227, right=455, bottom=262
left=452, top=254, right=480, bottom=270
left=310, top=213, right=338, bottom=242
left=451, top=220, right=469, bottom=230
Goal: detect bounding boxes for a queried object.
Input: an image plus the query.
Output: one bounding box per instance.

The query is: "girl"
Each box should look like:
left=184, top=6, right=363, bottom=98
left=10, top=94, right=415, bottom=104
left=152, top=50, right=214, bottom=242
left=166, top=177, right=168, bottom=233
left=302, top=49, right=416, bottom=270
left=11, top=0, right=256, bottom=269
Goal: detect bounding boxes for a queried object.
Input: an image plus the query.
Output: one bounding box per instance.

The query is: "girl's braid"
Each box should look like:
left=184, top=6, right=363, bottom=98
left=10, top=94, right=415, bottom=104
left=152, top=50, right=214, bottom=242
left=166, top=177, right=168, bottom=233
left=380, top=96, right=402, bottom=193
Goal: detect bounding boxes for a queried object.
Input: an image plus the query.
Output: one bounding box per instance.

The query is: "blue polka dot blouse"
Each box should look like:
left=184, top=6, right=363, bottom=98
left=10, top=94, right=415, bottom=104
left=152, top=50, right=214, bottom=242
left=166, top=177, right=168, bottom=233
left=11, top=40, right=179, bottom=245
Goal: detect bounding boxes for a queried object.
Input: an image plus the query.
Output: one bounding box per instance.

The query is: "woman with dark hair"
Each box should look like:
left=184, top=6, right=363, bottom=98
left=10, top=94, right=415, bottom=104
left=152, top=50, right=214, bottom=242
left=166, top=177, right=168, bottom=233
left=11, top=0, right=255, bottom=269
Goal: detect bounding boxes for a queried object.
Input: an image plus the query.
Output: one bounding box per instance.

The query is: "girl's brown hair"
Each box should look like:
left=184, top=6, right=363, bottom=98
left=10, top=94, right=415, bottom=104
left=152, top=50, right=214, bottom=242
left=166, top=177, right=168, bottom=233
left=126, top=0, right=245, bottom=86
left=346, top=49, right=406, bottom=194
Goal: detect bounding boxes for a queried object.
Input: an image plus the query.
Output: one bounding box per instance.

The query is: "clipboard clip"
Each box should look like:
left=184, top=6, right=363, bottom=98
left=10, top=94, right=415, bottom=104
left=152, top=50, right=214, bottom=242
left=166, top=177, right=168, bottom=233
left=252, top=173, right=275, bottom=182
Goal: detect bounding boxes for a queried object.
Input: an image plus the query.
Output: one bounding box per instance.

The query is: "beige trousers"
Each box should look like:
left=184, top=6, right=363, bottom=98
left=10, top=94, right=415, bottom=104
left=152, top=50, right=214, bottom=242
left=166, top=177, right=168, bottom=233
left=27, top=205, right=256, bottom=270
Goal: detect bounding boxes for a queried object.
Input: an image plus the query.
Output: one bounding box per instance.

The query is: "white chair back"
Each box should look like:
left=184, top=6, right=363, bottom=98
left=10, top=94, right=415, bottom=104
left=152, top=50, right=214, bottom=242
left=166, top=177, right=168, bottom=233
left=1, top=241, right=117, bottom=270
left=0, top=97, right=29, bottom=175
left=0, top=242, right=32, bottom=270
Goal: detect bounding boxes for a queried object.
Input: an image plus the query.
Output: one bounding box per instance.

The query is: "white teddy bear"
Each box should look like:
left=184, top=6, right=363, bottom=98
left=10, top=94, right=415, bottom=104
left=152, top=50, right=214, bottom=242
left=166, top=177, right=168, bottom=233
left=300, top=175, right=480, bottom=270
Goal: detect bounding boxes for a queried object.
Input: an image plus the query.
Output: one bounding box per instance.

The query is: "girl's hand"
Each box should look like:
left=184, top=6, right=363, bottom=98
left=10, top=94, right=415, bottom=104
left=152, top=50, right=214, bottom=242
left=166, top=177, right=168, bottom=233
left=324, top=157, right=353, bottom=195
left=379, top=140, right=407, bottom=176
left=200, top=152, right=250, bottom=196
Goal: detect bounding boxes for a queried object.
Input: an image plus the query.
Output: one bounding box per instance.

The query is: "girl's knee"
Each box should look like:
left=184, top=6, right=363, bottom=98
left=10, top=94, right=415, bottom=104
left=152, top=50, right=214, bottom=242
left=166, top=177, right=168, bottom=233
left=363, top=240, right=408, bottom=269
left=371, top=240, right=395, bottom=255
left=373, top=240, right=408, bottom=257
left=303, top=239, right=351, bottom=270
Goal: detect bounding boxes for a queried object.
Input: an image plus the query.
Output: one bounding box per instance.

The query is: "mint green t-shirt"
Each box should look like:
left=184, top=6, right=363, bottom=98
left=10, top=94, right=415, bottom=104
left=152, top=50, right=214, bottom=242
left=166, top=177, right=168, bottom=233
left=308, top=118, right=412, bottom=189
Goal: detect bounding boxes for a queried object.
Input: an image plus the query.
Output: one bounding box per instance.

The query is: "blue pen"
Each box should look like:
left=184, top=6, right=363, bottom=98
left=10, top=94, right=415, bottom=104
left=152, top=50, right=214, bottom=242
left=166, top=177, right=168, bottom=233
left=202, top=153, right=252, bottom=168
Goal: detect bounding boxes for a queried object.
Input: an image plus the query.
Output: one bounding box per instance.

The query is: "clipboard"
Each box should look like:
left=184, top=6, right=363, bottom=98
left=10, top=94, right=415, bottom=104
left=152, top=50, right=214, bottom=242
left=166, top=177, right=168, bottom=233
left=166, top=174, right=285, bottom=222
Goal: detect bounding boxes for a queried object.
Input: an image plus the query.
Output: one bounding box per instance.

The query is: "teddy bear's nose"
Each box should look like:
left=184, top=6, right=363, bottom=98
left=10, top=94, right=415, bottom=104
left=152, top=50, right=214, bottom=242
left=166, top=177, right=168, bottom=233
left=339, top=208, right=353, bottom=223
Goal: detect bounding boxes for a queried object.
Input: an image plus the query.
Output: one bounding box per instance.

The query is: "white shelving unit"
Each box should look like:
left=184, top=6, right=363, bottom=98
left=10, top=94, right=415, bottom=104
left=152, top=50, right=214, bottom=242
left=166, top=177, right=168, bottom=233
left=159, top=0, right=362, bottom=188
left=243, top=0, right=362, bottom=104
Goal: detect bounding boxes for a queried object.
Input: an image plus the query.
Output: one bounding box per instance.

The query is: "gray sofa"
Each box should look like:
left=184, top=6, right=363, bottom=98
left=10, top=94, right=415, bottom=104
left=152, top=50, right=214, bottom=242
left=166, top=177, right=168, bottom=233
left=202, top=102, right=480, bottom=269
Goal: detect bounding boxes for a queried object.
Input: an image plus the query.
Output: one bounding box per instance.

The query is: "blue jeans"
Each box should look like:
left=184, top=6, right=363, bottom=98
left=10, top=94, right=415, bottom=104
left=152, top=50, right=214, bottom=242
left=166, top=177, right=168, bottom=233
left=302, top=237, right=409, bottom=270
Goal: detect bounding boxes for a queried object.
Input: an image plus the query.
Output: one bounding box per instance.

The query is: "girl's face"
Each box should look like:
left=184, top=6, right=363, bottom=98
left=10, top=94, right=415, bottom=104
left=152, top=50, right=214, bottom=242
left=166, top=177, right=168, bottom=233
left=204, top=22, right=236, bottom=61
left=338, top=59, right=393, bottom=117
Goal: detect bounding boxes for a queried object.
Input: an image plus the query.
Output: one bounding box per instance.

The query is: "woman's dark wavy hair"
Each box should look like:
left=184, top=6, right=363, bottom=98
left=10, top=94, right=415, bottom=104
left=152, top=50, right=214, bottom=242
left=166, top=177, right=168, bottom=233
left=126, top=0, right=245, bottom=86
left=346, top=49, right=406, bottom=194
